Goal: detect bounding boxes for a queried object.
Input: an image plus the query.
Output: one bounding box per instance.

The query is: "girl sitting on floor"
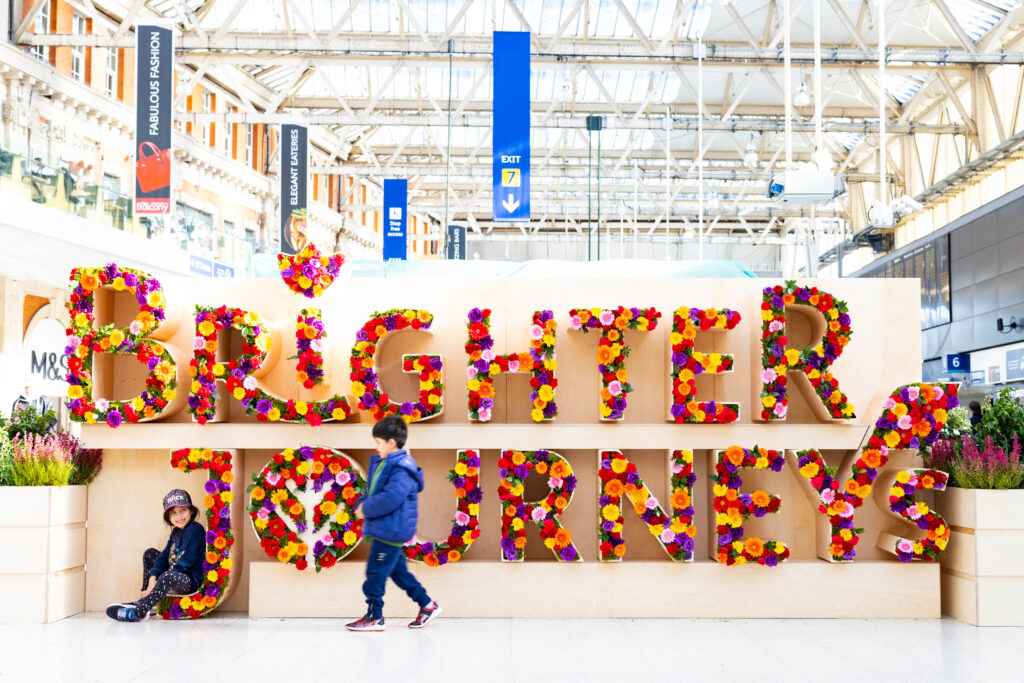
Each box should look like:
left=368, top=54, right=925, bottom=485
left=106, top=489, right=204, bottom=622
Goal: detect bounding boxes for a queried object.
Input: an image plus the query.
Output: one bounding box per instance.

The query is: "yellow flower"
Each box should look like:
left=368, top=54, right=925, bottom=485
left=108, top=329, right=125, bottom=347
left=198, top=320, right=215, bottom=337
left=530, top=408, right=544, bottom=422
left=468, top=503, right=479, bottom=515
left=784, top=348, right=800, bottom=366
left=68, top=385, right=84, bottom=400
left=602, top=504, right=620, bottom=521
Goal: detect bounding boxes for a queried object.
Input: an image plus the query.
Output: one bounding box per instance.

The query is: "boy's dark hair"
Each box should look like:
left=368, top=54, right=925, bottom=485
left=163, top=505, right=200, bottom=527
left=372, top=414, right=408, bottom=449
left=969, top=400, right=981, bottom=412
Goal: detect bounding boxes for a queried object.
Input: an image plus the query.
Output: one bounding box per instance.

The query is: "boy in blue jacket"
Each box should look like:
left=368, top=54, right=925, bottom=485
left=346, top=415, right=441, bottom=631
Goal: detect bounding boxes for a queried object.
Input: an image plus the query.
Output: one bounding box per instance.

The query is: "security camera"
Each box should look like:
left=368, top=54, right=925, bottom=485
left=893, top=194, right=924, bottom=213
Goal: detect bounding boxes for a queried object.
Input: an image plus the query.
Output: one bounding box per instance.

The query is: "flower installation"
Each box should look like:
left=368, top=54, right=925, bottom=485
left=670, top=307, right=741, bottom=423
left=498, top=449, right=581, bottom=562
left=568, top=306, right=662, bottom=420
left=295, top=308, right=327, bottom=388
left=760, top=281, right=854, bottom=421
left=159, top=449, right=234, bottom=619
left=404, top=450, right=483, bottom=565
left=400, top=354, right=444, bottom=421
left=711, top=446, right=790, bottom=567
left=247, top=447, right=365, bottom=572
left=350, top=308, right=439, bottom=422
left=597, top=450, right=697, bottom=562
left=278, top=243, right=345, bottom=298
left=466, top=308, right=558, bottom=422
left=190, top=306, right=353, bottom=425
left=65, top=264, right=175, bottom=428
left=887, top=468, right=949, bottom=562
left=794, top=382, right=958, bottom=561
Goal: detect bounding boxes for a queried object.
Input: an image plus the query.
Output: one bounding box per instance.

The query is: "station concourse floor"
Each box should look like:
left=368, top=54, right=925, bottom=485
left=1, top=613, right=1022, bottom=682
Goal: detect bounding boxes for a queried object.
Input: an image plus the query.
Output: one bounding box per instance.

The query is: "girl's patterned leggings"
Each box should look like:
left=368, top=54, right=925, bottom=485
left=136, top=548, right=195, bottom=614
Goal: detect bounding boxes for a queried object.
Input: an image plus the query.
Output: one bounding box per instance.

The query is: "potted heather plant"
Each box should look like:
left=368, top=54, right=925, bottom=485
left=929, top=389, right=1024, bottom=626
left=0, top=430, right=93, bottom=624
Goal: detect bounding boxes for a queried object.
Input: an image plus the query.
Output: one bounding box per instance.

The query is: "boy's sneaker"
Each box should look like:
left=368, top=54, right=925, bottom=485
left=105, top=604, right=149, bottom=622
left=345, top=615, right=385, bottom=632
left=408, top=601, right=442, bottom=629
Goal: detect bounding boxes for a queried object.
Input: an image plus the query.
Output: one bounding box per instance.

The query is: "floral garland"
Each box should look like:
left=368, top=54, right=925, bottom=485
left=247, top=447, right=365, bottom=572
left=191, top=306, right=352, bottom=425
left=498, top=449, right=580, bottom=562
left=278, top=243, right=345, bottom=298
left=597, top=450, right=697, bottom=562
left=159, top=449, right=234, bottom=619
left=670, top=307, right=741, bottom=423
left=795, top=383, right=958, bottom=561
left=760, top=281, right=854, bottom=421
left=404, top=450, right=482, bottom=566
left=399, top=354, right=444, bottom=421
left=568, top=306, right=662, bottom=420
left=65, top=264, right=175, bottom=428
left=466, top=308, right=558, bottom=422
left=295, top=308, right=326, bottom=388
left=887, top=468, right=950, bottom=562
left=350, top=308, right=437, bottom=422
left=711, top=446, right=790, bottom=567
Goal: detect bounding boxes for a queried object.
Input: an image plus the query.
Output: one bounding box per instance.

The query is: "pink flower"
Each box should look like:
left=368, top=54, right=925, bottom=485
left=455, top=511, right=470, bottom=526
left=897, top=414, right=912, bottom=430
left=599, top=310, right=615, bottom=326
left=194, top=336, right=206, bottom=351
left=820, top=489, right=835, bottom=504
left=569, top=315, right=582, bottom=329
left=768, top=320, right=784, bottom=333
left=481, top=349, right=495, bottom=362
left=129, top=320, right=143, bottom=335
left=774, top=403, right=787, bottom=418
left=466, top=366, right=479, bottom=380
left=897, top=539, right=914, bottom=554
left=608, top=380, right=623, bottom=396
left=266, top=472, right=281, bottom=486
left=335, top=472, right=350, bottom=486
left=659, top=528, right=675, bottom=543
left=839, top=502, right=855, bottom=518
left=257, top=509, right=269, bottom=520
left=548, top=477, right=563, bottom=489
left=95, top=398, right=109, bottom=412
left=531, top=507, right=547, bottom=523
left=508, top=360, right=519, bottom=372
left=671, top=463, right=684, bottom=474
left=907, top=507, right=921, bottom=520
left=529, top=324, right=544, bottom=340
left=478, top=407, right=491, bottom=421
left=907, top=386, right=920, bottom=401
left=645, top=497, right=659, bottom=510
left=243, top=376, right=258, bottom=391
left=760, top=368, right=778, bottom=383
left=310, top=339, right=323, bottom=352
left=883, top=397, right=896, bottom=410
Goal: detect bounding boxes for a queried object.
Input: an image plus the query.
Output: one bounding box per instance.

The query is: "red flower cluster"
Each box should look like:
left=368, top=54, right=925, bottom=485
left=404, top=449, right=482, bottom=566
left=888, top=468, right=950, bottom=562
left=795, top=382, right=958, bottom=561
left=670, top=307, right=741, bottom=423
left=295, top=308, right=326, bottom=388
left=711, top=446, right=789, bottom=567
left=350, top=309, right=434, bottom=421
left=161, top=449, right=234, bottom=619
left=498, top=450, right=580, bottom=562
left=760, top=282, right=854, bottom=421
left=277, top=243, right=345, bottom=298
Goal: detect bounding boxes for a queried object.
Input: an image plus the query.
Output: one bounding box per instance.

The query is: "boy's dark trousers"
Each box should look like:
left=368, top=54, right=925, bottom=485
left=362, top=539, right=431, bottom=619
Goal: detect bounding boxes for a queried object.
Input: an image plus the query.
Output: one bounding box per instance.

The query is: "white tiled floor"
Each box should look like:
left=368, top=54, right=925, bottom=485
left=1, top=614, right=1023, bottom=682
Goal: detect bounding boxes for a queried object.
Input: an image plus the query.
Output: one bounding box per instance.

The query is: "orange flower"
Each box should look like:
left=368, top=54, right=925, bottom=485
left=534, top=461, right=548, bottom=475
left=80, top=272, right=100, bottom=290
left=670, top=490, right=690, bottom=509
left=554, top=528, right=572, bottom=546
left=613, top=543, right=627, bottom=557
left=550, top=460, right=570, bottom=478
left=751, top=490, right=770, bottom=507
left=447, top=550, right=461, bottom=562
left=725, top=446, right=745, bottom=466
left=844, top=480, right=860, bottom=495
left=861, top=450, right=883, bottom=468
left=478, top=382, right=495, bottom=399
left=596, top=346, right=614, bottom=365
left=744, top=537, right=764, bottom=557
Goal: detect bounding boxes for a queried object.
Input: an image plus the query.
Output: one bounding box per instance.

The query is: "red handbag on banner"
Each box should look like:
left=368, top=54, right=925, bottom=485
left=136, top=141, right=171, bottom=192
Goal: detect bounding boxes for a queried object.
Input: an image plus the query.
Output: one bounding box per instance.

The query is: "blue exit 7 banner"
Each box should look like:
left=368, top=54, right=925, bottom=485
left=492, top=31, right=530, bottom=222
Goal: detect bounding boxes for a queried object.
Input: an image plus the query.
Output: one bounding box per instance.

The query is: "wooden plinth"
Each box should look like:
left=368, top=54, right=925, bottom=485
left=248, top=560, right=939, bottom=619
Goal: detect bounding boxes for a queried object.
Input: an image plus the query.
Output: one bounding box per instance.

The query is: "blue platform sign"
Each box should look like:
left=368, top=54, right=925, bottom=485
left=383, top=178, right=407, bottom=261
left=1007, top=348, right=1024, bottom=381
left=189, top=254, right=213, bottom=277
left=213, top=262, right=235, bottom=278
left=946, top=353, right=971, bottom=374
left=492, top=31, right=530, bottom=222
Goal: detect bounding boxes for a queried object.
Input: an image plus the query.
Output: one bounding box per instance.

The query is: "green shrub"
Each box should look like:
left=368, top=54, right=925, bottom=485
left=975, top=388, right=1024, bottom=453
left=0, top=426, right=13, bottom=486
left=11, top=432, right=76, bottom=487
left=6, top=406, right=57, bottom=440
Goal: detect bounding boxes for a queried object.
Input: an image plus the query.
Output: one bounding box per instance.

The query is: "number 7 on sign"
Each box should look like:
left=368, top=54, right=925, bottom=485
left=501, top=168, right=521, bottom=187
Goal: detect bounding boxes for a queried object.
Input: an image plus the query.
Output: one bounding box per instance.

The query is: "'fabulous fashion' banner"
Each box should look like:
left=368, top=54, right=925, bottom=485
left=280, top=124, right=308, bottom=255
left=134, top=24, right=173, bottom=215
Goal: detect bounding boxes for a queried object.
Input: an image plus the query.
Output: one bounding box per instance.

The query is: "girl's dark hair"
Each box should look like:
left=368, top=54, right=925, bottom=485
left=372, top=414, right=408, bottom=448
left=163, top=505, right=200, bottom=527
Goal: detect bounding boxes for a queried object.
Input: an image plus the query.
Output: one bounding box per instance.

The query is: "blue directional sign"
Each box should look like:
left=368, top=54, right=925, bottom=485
left=946, top=353, right=970, bottom=374
left=383, top=178, right=408, bottom=261
left=493, top=31, right=530, bottom=222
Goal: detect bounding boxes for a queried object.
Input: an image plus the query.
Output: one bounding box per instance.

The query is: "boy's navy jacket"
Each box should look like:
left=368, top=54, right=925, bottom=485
left=360, top=450, right=424, bottom=544
left=150, top=520, right=205, bottom=589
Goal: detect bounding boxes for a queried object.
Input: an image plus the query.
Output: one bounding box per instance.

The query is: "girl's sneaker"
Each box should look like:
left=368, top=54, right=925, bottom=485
left=105, top=604, right=149, bottom=622
left=345, top=615, right=385, bottom=631
left=408, top=601, right=442, bottom=629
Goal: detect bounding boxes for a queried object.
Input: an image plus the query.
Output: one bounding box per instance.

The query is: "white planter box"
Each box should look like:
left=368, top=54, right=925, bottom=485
left=940, top=487, right=1024, bottom=626
left=0, top=486, right=87, bottom=624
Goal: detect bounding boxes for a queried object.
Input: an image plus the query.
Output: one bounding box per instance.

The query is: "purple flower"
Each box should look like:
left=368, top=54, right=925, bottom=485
left=500, top=537, right=516, bottom=552
left=765, top=554, right=779, bottom=567
left=468, top=308, right=484, bottom=323
left=106, top=410, right=123, bottom=428
left=169, top=604, right=184, bottom=619
left=281, top=266, right=295, bottom=278
left=560, top=547, right=577, bottom=561
left=256, top=399, right=272, bottom=414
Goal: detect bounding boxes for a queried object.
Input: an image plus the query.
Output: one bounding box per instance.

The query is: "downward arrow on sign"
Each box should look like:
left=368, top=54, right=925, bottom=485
left=502, top=193, right=520, bottom=213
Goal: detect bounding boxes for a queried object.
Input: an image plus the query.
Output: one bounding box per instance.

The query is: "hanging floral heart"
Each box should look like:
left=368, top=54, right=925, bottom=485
left=278, top=243, right=346, bottom=298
